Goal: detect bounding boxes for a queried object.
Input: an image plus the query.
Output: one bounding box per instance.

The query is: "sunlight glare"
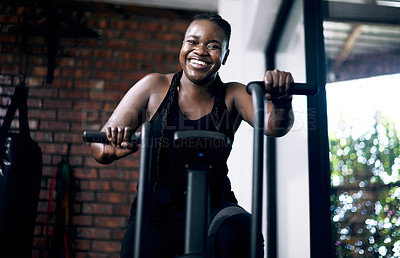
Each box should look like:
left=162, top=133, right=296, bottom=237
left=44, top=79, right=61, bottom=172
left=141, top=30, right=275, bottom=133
left=326, top=73, right=400, bottom=139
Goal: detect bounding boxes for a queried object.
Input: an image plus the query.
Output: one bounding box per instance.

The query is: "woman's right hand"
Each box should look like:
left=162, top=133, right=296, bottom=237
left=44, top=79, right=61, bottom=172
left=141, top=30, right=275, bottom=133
left=91, top=126, right=138, bottom=164
left=105, top=126, right=138, bottom=150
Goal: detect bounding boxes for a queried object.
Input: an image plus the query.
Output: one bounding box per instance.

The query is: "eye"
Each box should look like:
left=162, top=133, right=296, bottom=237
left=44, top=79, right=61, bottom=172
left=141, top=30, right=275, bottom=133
left=185, top=39, right=198, bottom=45
left=207, top=43, right=221, bottom=50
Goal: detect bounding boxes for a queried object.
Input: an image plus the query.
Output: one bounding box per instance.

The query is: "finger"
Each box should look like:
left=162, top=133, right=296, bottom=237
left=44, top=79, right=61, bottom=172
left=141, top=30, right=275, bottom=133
left=123, top=127, right=131, bottom=143
left=264, top=70, right=273, bottom=92
left=110, top=127, right=117, bottom=146
left=122, top=127, right=137, bottom=149
left=117, top=127, right=124, bottom=146
left=271, top=69, right=280, bottom=94
left=285, top=73, right=294, bottom=95
left=105, top=127, right=112, bottom=143
left=122, top=127, right=134, bottom=149
left=278, top=71, right=285, bottom=96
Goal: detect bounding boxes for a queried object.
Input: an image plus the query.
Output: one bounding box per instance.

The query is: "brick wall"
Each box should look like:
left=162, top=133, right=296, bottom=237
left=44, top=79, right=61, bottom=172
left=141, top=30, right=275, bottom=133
left=0, top=2, right=197, bottom=257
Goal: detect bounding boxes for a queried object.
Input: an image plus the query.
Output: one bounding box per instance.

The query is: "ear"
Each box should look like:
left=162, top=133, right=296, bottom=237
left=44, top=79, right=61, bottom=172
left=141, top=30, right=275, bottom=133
left=222, top=49, right=230, bottom=65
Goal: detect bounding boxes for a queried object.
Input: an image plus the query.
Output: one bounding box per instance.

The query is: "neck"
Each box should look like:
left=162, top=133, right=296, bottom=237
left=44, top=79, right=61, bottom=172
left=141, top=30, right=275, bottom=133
left=179, top=73, right=217, bottom=99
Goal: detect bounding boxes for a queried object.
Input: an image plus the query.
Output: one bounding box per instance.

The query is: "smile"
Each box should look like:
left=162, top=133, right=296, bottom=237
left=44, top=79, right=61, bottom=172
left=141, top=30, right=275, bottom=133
left=189, top=58, right=210, bottom=68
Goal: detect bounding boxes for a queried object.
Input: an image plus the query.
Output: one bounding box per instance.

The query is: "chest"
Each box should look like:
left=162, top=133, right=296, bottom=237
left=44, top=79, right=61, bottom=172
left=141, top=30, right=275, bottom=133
left=147, top=88, right=233, bottom=122
left=177, top=95, right=215, bottom=121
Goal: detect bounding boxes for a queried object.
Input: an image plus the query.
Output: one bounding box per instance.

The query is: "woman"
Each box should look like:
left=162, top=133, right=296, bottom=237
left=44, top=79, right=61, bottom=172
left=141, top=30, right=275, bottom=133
left=91, top=13, right=294, bottom=258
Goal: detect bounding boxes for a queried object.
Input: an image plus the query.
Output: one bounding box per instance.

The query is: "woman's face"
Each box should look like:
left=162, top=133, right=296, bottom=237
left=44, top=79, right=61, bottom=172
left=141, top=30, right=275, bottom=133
left=179, top=19, right=229, bottom=85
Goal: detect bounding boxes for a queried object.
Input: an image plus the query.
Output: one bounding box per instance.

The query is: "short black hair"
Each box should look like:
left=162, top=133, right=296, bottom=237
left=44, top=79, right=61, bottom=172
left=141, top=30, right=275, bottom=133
left=191, top=13, right=231, bottom=49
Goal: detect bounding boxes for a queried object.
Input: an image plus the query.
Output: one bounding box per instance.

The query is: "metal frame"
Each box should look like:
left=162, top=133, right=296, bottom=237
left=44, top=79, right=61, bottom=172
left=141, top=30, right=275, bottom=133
left=265, top=1, right=295, bottom=257
left=323, top=1, right=400, bottom=25
left=246, top=82, right=266, bottom=258
left=134, top=123, right=153, bottom=258
left=266, top=0, right=333, bottom=257
left=304, top=0, right=333, bottom=257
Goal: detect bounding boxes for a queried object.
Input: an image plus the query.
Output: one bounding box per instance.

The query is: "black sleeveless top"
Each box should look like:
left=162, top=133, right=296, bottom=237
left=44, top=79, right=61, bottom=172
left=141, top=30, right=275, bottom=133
left=130, top=71, right=238, bottom=221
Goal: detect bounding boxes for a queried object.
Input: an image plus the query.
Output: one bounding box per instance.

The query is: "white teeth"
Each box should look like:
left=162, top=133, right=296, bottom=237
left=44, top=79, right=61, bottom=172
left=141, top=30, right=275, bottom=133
left=190, top=59, right=207, bottom=66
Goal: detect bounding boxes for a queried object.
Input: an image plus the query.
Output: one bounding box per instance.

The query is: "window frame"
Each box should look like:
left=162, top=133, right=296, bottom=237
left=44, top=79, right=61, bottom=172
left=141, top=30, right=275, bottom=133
left=265, top=0, right=333, bottom=257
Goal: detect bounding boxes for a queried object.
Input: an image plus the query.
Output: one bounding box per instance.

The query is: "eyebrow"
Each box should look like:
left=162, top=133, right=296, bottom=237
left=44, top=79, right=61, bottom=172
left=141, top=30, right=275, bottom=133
left=186, top=35, right=223, bottom=46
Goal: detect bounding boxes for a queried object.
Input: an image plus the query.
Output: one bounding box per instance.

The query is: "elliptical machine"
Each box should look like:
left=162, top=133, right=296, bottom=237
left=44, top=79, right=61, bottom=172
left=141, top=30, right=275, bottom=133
left=83, top=81, right=313, bottom=258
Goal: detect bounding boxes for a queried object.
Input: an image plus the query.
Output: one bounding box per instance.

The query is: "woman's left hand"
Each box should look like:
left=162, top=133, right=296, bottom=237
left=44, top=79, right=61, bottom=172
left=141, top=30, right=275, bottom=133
left=264, top=69, right=294, bottom=104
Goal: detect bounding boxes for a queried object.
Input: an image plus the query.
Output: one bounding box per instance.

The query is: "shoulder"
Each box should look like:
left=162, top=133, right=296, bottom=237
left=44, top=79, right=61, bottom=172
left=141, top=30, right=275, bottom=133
left=222, top=80, right=254, bottom=128
left=125, top=72, right=174, bottom=101
left=136, top=72, right=174, bottom=93
left=117, top=72, right=175, bottom=114
left=224, top=81, right=246, bottom=94
left=223, top=81, right=248, bottom=110
left=137, top=73, right=175, bottom=119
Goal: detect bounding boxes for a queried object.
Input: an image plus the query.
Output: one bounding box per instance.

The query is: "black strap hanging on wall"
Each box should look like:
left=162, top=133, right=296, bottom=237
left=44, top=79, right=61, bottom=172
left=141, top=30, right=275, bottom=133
left=0, top=82, right=43, bottom=258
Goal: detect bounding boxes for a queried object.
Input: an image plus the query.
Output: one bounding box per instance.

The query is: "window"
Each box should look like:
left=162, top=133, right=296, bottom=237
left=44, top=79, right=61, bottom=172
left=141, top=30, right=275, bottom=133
left=324, top=11, right=400, bottom=257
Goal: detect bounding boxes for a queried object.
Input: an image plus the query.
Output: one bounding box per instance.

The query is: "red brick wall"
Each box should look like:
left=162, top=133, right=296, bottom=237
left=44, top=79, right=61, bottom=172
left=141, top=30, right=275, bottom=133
left=0, top=2, right=197, bottom=257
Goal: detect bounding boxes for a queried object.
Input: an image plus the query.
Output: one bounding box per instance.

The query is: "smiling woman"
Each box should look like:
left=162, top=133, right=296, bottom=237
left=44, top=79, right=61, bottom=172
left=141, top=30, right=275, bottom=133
left=89, top=12, right=295, bottom=258
left=179, top=17, right=230, bottom=85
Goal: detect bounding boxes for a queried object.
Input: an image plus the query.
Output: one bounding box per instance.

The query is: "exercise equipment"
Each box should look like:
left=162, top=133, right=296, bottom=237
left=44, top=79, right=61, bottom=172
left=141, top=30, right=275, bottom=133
left=83, top=128, right=231, bottom=258
left=83, top=81, right=316, bottom=258
left=83, top=125, right=148, bottom=258
left=172, top=130, right=231, bottom=257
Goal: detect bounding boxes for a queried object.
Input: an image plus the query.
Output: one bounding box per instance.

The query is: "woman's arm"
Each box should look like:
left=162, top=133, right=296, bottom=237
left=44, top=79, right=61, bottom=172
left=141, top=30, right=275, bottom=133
left=230, top=69, right=294, bottom=137
left=90, top=73, right=169, bottom=164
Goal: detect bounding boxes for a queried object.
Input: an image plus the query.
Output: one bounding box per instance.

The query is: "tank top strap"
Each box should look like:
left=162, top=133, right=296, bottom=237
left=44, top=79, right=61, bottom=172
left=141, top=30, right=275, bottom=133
left=150, top=71, right=182, bottom=123
left=212, top=74, right=235, bottom=142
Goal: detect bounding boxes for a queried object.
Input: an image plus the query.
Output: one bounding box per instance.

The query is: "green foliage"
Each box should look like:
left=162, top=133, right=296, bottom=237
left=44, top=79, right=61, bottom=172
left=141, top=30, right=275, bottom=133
left=330, top=114, right=400, bottom=257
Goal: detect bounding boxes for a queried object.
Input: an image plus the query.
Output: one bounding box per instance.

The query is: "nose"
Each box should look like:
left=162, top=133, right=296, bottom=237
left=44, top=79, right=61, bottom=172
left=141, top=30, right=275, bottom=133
left=193, top=44, right=209, bottom=55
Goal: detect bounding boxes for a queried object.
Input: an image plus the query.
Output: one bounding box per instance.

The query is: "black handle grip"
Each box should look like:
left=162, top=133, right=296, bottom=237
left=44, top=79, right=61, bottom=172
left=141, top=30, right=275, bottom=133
left=246, top=81, right=318, bottom=96
left=82, top=131, right=141, bottom=144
